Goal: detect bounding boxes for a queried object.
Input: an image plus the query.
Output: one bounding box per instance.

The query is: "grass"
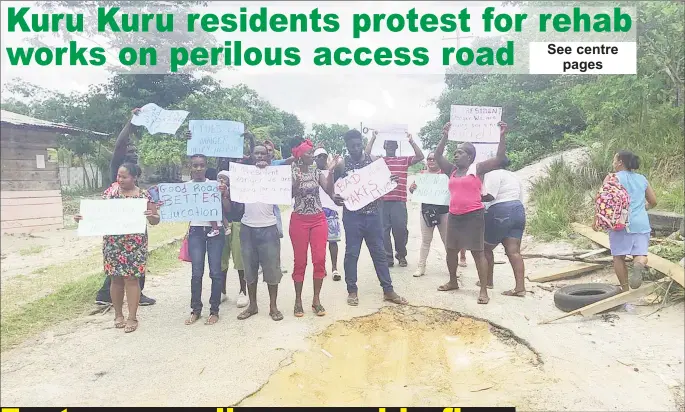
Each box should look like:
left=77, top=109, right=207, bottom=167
left=19, top=245, right=46, bottom=256
left=0, top=221, right=188, bottom=352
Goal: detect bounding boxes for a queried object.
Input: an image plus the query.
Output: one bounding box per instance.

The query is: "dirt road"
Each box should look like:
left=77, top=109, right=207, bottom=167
left=2, top=150, right=683, bottom=410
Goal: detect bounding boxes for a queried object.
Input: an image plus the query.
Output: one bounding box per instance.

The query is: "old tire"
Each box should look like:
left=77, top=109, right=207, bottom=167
left=553, top=283, right=623, bottom=313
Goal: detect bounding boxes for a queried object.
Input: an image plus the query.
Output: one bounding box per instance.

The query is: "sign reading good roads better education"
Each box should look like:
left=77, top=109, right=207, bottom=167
left=157, top=181, right=222, bottom=222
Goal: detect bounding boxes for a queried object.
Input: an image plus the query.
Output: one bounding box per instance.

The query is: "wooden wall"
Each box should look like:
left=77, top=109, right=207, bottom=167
left=1, top=125, right=64, bottom=233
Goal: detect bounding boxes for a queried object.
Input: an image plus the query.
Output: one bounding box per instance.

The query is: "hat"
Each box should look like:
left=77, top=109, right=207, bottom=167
left=313, top=148, right=328, bottom=157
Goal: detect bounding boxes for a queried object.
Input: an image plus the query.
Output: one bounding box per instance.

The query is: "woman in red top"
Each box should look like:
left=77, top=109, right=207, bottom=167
left=434, top=121, right=508, bottom=304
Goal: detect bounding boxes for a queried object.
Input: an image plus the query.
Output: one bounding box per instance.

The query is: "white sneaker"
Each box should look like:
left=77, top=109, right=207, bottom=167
left=236, top=292, right=248, bottom=308
left=413, top=271, right=425, bottom=277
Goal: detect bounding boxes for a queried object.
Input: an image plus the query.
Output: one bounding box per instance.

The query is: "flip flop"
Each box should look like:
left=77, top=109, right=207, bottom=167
left=501, top=289, right=526, bottom=297
left=438, top=282, right=460, bottom=291
left=114, top=317, right=126, bottom=329
left=477, top=295, right=490, bottom=304
left=312, top=304, right=326, bottom=316
left=347, top=295, right=359, bottom=306
left=270, top=310, right=284, bottom=321
left=294, top=304, right=304, bottom=317
left=237, top=308, right=258, bottom=320
left=124, top=319, right=138, bottom=333
left=205, top=314, right=219, bottom=325
left=384, top=295, right=408, bottom=305
left=185, top=313, right=201, bottom=325
left=476, top=281, right=494, bottom=289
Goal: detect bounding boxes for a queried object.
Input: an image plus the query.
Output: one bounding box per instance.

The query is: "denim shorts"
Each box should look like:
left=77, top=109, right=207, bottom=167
left=240, top=224, right=282, bottom=285
left=609, top=230, right=650, bottom=256
left=484, top=201, right=526, bottom=246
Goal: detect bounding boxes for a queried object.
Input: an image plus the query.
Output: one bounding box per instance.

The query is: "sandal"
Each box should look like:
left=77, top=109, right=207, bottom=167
left=476, top=281, right=494, bottom=289
left=501, top=289, right=526, bottom=297
left=124, top=319, right=138, bottom=333
left=477, top=295, right=490, bottom=305
left=312, top=304, right=326, bottom=316
left=270, top=310, right=284, bottom=321
left=114, top=317, right=126, bottom=329
left=237, top=308, right=258, bottom=320
left=438, top=282, right=460, bottom=291
left=185, top=313, right=201, bottom=325
left=347, top=294, right=359, bottom=306
left=294, top=303, right=304, bottom=317
left=384, top=293, right=408, bottom=305
left=205, top=314, right=219, bottom=325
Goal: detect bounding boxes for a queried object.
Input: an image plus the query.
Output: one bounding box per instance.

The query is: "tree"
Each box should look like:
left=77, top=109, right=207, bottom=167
left=307, top=123, right=352, bottom=155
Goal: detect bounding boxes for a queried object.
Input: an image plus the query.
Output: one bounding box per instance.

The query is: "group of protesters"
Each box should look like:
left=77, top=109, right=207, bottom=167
left=78, top=108, right=656, bottom=332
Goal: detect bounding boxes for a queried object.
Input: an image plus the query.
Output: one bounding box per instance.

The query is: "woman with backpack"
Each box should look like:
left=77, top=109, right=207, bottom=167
left=594, top=151, right=658, bottom=291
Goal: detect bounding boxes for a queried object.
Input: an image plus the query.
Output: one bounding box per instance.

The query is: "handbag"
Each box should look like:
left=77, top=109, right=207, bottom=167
left=178, top=224, right=191, bottom=262
left=422, top=206, right=440, bottom=227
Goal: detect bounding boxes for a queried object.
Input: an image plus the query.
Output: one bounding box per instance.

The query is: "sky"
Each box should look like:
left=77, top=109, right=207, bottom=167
left=0, top=1, right=512, bottom=154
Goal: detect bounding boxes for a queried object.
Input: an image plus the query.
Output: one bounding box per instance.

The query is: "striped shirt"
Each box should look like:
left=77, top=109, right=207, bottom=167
left=382, top=156, right=414, bottom=202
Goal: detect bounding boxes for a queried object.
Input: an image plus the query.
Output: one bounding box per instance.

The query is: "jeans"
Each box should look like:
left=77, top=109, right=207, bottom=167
left=189, top=226, right=225, bottom=316
left=241, top=224, right=283, bottom=285
left=381, top=201, right=409, bottom=260
left=342, top=210, right=394, bottom=294
left=98, top=275, right=144, bottom=298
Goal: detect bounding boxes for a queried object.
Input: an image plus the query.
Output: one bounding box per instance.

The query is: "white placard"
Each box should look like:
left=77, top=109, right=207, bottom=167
left=374, top=124, right=409, bottom=142
left=77, top=198, right=148, bottom=236
left=334, top=158, right=397, bottom=211
left=410, top=173, right=450, bottom=206
left=36, top=154, right=45, bottom=169
left=449, top=105, right=502, bottom=143
left=131, top=103, right=189, bottom=135
left=229, top=163, right=292, bottom=205
left=319, top=170, right=342, bottom=212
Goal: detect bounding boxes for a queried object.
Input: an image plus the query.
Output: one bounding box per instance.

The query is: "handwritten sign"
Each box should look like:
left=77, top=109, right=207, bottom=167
left=158, top=181, right=222, bottom=222
left=320, top=170, right=342, bottom=212
left=374, top=124, right=409, bottom=142
left=467, top=143, right=499, bottom=175
left=229, top=163, right=292, bottom=205
left=410, top=173, right=450, bottom=206
left=449, top=105, right=502, bottom=143
left=77, top=198, right=148, bottom=236
left=187, top=120, right=245, bottom=158
left=334, top=158, right=397, bottom=211
left=131, top=103, right=189, bottom=135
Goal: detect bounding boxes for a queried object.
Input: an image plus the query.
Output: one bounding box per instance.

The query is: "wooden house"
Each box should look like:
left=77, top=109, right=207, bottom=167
left=1, top=110, right=108, bottom=234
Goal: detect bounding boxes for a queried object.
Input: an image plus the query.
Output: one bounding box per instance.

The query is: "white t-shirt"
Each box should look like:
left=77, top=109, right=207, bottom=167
left=242, top=203, right=277, bottom=228
left=188, top=179, right=221, bottom=227
left=483, top=169, right=524, bottom=209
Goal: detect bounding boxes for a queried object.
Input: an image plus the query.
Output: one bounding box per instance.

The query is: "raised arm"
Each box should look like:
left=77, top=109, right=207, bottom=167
left=476, top=121, right=508, bottom=177
left=364, top=130, right=378, bottom=155
left=407, top=133, right=425, bottom=165
left=645, top=183, right=658, bottom=210
left=435, top=122, right=456, bottom=174
left=318, top=168, right=335, bottom=198
left=243, top=130, right=255, bottom=156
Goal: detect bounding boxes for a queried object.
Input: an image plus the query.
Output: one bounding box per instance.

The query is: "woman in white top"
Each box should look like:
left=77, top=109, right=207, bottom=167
left=481, top=157, right=527, bottom=297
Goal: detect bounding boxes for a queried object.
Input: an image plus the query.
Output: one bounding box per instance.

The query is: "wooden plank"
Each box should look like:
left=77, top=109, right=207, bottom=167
left=1, top=180, right=60, bottom=191
left=0, top=129, right=58, bottom=145
left=0, top=141, right=57, bottom=150
left=0, top=190, right=62, bottom=199
left=571, top=223, right=685, bottom=287
left=577, top=249, right=608, bottom=259
left=1, top=159, right=58, bottom=171
left=528, top=262, right=605, bottom=283
left=0, top=147, right=50, bottom=160
left=1, top=196, right=63, bottom=206
left=539, top=281, right=663, bottom=324
left=1, top=223, right=64, bottom=234
left=1, top=169, right=59, bottom=182
left=1, top=202, right=63, bottom=221
left=1, top=216, right=63, bottom=230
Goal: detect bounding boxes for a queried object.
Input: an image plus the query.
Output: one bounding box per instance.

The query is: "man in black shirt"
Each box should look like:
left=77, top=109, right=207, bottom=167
left=95, top=109, right=156, bottom=306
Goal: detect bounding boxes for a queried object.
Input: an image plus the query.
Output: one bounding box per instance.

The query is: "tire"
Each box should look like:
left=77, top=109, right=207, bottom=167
left=553, top=283, right=623, bottom=313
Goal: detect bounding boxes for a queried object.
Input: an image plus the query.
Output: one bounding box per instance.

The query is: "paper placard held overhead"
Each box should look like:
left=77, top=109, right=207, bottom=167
left=229, top=163, right=292, bottom=205
left=374, top=124, right=409, bottom=142
left=334, top=158, right=397, bottom=211
left=131, top=103, right=189, bottom=136
left=410, top=173, right=450, bottom=206
left=187, top=120, right=245, bottom=158
left=158, top=181, right=222, bottom=222
left=77, top=198, right=148, bottom=236
left=449, top=105, right=502, bottom=143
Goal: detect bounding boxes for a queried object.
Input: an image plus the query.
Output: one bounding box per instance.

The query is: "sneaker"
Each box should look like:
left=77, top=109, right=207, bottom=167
left=398, top=257, right=408, bottom=267
left=221, top=293, right=228, bottom=303
left=207, top=229, right=220, bottom=238
left=332, top=270, right=341, bottom=281
left=95, top=291, right=111, bottom=305
left=413, top=271, right=424, bottom=277
left=236, top=291, right=249, bottom=308
left=629, top=264, right=645, bottom=289
left=139, top=294, right=156, bottom=306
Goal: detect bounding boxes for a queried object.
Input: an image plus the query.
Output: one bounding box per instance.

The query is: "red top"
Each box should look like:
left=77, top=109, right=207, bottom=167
left=448, top=170, right=484, bottom=215
left=382, top=156, right=414, bottom=202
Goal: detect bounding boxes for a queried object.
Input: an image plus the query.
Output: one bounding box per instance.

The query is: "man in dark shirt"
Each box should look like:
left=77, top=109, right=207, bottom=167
left=95, top=109, right=156, bottom=306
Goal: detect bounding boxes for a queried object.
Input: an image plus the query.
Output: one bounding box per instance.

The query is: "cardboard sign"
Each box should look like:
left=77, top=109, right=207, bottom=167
left=77, top=198, right=148, bottom=236
left=187, top=120, right=245, bottom=158
left=131, top=103, right=189, bottom=135
left=334, top=158, right=396, bottom=211
left=410, top=173, right=450, bottom=206
left=375, top=124, right=409, bottom=142
left=158, top=181, right=222, bottom=222
left=228, top=163, right=292, bottom=205
left=449, top=105, right=502, bottom=143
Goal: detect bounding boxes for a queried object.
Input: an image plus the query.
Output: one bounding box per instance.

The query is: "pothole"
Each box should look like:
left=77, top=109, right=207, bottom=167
left=239, top=306, right=549, bottom=408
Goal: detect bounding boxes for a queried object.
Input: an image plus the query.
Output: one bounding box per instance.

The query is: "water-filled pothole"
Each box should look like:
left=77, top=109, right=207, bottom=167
left=239, top=306, right=548, bottom=408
